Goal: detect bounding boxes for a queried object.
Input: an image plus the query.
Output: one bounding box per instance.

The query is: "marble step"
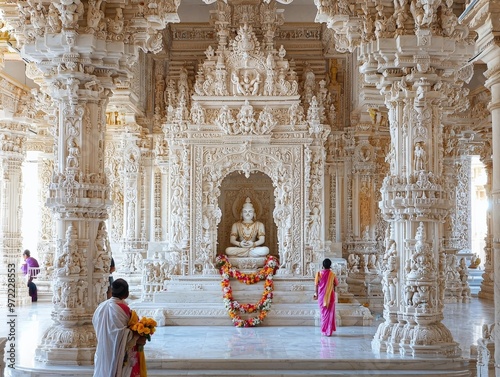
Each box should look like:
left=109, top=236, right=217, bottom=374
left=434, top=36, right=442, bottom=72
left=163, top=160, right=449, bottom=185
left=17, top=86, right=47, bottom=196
left=8, top=358, right=473, bottom=377
left=132, top=302, right=372, bottom=327
left=163, top=276, right=317, bottom=292
left=153, top=289, right=317, bottom=304
left=143, top=358, right=473, bottom=377
left=142, top=276, right=373, bottom=327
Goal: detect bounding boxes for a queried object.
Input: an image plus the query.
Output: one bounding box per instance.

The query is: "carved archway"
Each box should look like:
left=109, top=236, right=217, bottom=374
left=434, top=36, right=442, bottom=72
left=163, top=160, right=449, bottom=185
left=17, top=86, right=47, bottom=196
left=191, top=142, right=305, bottom=275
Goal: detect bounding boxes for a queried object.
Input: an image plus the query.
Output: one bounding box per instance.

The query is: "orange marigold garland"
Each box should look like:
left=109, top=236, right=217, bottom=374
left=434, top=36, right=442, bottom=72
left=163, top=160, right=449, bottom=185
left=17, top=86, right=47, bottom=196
left=216, top=254, right=279, bottom=327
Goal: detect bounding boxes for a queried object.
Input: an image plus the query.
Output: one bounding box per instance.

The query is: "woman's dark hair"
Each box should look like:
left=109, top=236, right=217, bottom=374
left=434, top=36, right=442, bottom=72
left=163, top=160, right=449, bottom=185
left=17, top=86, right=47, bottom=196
left=322, top=258, right=332, bottom=269
left=23, top=249, right=30, bottom=257
left=111, top=278, right=129, bottom=299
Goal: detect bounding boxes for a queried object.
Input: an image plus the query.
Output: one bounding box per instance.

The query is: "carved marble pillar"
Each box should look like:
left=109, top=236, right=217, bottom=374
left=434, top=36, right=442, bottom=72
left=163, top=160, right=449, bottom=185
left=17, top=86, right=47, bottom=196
left=317, top=0, right=474, bottom=357
left=36, top=75, right=113, bottom=364
left=104, top=128, right=124, bottom=247
left=376, top=74, right=465, bottom=357
left=120, top=125, right=148, bottom=283
left=154, top=134, right=169, bottom=244
left=35, top=154, right=55, bottom=282
left=344, top=115, right=382, bottom=306
left=0, top=122, right=30, bottom=307
left=478, top=150, right=493, bottom=300
left=483, top=63, right=500, bottom=374
left=442, top=154, right=471, bottom=303
left=0, top=0, right=180, bottom=365
left=461, top=2, right=500, bottom=372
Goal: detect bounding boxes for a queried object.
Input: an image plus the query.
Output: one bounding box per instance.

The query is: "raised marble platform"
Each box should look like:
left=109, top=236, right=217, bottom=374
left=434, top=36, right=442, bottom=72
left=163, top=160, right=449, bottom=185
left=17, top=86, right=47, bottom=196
left=227, top=256, right=266, bottom=269
left=131, top=275, right=373, bottom=327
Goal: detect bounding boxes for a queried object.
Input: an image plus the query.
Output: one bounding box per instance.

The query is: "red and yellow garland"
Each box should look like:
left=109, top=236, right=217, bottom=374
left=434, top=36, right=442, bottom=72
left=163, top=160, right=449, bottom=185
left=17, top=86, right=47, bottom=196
left=216, top=254, right=279, bottom=327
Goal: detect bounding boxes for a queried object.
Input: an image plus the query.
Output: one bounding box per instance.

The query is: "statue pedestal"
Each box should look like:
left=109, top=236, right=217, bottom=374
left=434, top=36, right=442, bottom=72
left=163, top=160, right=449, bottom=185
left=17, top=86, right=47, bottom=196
left=227, top=257, right=266, bottom=269
left=131, top=275, right=373, bottom=327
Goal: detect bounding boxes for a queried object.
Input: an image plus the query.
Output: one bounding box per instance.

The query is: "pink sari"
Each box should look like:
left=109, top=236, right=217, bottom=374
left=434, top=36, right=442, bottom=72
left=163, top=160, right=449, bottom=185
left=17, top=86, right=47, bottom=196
left=315, top=269, right=339, bottom=336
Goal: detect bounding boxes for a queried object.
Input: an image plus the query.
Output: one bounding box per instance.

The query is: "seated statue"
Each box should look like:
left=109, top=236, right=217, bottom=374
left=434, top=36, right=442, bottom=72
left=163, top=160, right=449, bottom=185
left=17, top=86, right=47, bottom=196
left=225, top=197, right=270, bottom=258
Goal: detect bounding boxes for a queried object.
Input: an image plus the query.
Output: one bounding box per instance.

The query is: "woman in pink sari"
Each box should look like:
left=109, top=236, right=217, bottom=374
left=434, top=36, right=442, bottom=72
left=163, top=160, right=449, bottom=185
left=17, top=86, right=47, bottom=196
left=313, top=258, right=339, bottom=336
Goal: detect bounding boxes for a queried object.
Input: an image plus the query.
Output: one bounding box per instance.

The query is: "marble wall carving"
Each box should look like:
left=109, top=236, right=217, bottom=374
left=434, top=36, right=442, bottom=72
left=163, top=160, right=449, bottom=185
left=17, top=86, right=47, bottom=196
left=152, top=1, right=334, bottom=280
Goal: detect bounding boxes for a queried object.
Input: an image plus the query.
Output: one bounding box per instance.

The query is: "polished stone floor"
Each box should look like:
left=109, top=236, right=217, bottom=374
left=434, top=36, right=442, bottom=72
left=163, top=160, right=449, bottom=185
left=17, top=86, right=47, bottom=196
left=0, top=297, right=494, bottom=376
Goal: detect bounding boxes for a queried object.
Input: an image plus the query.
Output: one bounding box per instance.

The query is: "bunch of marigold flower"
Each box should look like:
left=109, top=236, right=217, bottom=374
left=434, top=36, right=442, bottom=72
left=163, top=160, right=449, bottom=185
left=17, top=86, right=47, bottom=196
left=130, top=316, right=157, bottom=342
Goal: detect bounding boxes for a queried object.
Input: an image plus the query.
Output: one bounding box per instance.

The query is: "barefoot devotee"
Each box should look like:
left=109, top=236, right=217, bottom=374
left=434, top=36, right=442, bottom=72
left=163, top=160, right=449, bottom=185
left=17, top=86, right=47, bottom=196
left=92, top=278, right=146, bottom=377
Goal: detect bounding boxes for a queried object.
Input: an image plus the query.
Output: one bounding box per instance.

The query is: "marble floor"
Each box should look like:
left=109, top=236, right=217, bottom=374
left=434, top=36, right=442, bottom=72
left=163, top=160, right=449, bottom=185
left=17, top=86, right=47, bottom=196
left=0, top=297, right=494, bottom=376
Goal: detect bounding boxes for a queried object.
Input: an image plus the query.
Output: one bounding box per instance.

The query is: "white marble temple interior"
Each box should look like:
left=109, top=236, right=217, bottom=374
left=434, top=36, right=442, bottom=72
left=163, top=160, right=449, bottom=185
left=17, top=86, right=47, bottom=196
left=1, top=0, right=500, bottom=376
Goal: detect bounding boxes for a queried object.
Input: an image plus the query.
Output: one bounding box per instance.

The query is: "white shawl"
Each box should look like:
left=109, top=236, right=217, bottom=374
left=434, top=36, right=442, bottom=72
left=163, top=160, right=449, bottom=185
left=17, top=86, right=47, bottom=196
left=93, top=297, right=134, bottom=377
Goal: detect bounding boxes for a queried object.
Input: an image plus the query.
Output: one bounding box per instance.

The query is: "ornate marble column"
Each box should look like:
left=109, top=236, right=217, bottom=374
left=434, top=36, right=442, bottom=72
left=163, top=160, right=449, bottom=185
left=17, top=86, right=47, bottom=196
left=316, top=0, right=473, bottom=356
left=343, top=110, right=384, bottom=308
left=121, top=124, right=149, bottom=281
left=0, top=0, right=180, bottom=365
left=442, top=150, right=471, bottom=303
left=35, top=154, right=55, bottom=282
left=462, top=1, right=500, bottom=371
left=28, top=88, right=58, bottom=286
left=0, top=73, right=34, bottom=307
left=478, top=146, right=493, bottom=300
left=0, top=121, right=30, bottom=307
left=484, top=61, right=500, bottom=374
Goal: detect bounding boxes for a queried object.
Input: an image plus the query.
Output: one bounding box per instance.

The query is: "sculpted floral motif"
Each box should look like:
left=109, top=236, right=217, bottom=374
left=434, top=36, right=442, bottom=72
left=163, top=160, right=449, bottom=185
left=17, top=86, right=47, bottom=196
left=193, top=22, right=298, bottom=99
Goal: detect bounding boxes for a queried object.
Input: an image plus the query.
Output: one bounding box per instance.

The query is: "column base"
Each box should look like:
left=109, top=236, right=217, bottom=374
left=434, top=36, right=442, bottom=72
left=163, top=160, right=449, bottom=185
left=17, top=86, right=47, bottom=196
left=402, top=322, right=461, bottom=358
left=403, top=342, right=461, bottom=358
left=36, top=323, right=96, bottom=365
left=372, top=320, right=394, bottom=353
left=35, top=347, right=95, bottom=366
left=372, top=311, right=400, bottom=354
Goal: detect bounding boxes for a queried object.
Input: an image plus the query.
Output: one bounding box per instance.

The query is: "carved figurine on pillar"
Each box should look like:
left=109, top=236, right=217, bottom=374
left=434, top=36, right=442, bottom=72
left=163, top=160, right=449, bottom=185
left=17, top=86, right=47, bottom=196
left=93, top=222, right=112, bottom=273
left=414, top=142, right=427, bottom=171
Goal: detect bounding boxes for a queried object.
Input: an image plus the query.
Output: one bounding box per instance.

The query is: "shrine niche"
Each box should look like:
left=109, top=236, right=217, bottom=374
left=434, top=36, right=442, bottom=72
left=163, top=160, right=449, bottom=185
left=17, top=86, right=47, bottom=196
left=217, top=171, right=278, bottom=260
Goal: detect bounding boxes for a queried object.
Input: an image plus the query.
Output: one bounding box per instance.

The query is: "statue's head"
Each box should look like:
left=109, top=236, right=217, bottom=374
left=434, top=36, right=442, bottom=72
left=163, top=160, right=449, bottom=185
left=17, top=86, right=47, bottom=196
left=241, top=197, right=256, bottom=221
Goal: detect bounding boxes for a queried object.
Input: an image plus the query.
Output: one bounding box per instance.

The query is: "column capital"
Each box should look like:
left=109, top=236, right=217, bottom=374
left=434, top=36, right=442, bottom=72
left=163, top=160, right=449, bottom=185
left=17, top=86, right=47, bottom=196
left=460, top=0, right=500, bottom=61
left=2, top=0, right=180, bottom=60
left=484, top=62, right=500, bottom=89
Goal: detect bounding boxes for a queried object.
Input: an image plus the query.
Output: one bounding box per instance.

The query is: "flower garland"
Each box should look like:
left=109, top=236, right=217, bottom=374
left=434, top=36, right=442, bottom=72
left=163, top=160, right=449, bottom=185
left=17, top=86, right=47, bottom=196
left=216, top=254, right=279, bottom=327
